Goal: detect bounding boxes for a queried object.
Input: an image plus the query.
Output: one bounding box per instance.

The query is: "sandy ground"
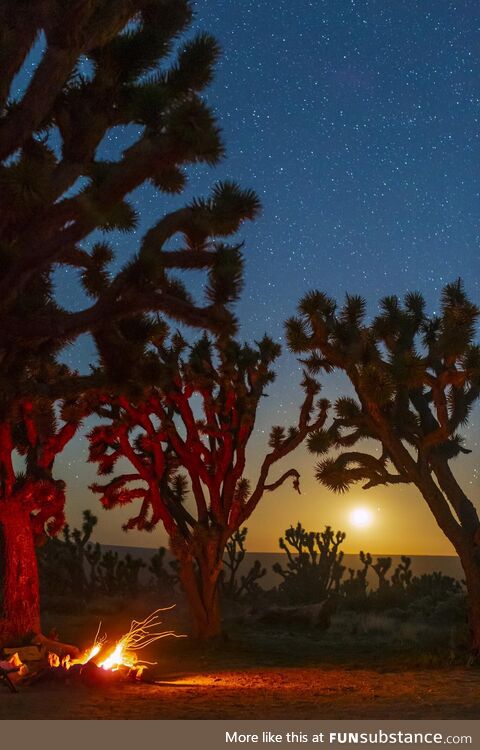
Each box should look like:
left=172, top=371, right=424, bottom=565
left=2, top=667, right=480, bottom=720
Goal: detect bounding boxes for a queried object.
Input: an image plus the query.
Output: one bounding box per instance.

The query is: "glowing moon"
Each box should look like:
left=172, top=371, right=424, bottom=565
left=349, top=507, right=373, bottom=528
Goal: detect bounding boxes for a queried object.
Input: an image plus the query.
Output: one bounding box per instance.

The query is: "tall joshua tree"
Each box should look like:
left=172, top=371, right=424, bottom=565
left=0, top=0, right=260, bottom=355
left=286, top=280, right=480, bottom=652
left=0, top=1, right=259, bottom=639
left=88, top=331, right=328, bottom=638
left=0, top=390, right=89, bottom=642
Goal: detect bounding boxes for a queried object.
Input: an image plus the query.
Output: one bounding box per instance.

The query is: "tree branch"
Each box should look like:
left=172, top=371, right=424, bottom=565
left=264, top=468, right=301, bottom=493
left=239, top=396, right=329, bottom=525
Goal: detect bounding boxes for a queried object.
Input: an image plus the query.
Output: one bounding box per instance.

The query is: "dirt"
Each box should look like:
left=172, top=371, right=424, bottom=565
left=3, top=607, right=477, bottom=719
left=2, top=666, right=480, bottom=719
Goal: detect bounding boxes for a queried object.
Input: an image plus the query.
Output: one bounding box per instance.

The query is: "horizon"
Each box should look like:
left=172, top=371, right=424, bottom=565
left=93, top=540, right=461, bottom=559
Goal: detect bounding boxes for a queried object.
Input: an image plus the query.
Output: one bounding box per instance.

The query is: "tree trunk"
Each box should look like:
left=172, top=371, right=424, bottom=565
left=0, top=502, right=40, bottom=644
left=178, top=555, right=222, bottom=639
left=459, top=548, right=480, bottom=656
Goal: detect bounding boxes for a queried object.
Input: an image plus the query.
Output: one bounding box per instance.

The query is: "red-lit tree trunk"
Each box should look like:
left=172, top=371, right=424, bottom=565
left=0, top=501, right=40, bottom=643
left=177, top=551, right=223, bottom=640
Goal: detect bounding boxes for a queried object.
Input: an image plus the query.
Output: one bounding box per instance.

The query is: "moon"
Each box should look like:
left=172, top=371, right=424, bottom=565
left=349, top=507, right=374, bottom=528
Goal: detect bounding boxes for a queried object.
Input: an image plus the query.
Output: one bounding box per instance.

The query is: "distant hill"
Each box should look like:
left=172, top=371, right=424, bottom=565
left=97, top=544, right=463, bottom=587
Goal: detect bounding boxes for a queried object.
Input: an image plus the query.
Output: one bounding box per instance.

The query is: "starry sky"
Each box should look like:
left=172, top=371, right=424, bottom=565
left=17, top=0, right=480, bottom=554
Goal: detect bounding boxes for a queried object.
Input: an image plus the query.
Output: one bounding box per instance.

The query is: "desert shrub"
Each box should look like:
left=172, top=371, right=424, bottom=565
left=340, top=551, right=372, bottom=611
left=340, top=551, right=465, bottom=624
left=408, top=572, right=462, bottom=601
left=95, top=550, right=146, bottom=597
left=367, top=559, right=411, bottom=612
left=115, top=554, right=146, bottom=598
left=37, top=510, right=148, bottom=607
left=148, top=547, right=179, bottom=602
left=220, top=528, right=266, bottom=603
left=428, top=593, right=467, bottom=626
left=406, top=574, right=466, bottom=624
left=38, top=510, right=98, bottom=601
left=273, top=523, right=346, bottom=605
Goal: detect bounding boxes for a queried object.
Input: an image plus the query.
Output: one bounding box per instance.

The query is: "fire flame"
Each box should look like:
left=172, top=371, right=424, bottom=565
left=48, top=607, right=185, bottom=677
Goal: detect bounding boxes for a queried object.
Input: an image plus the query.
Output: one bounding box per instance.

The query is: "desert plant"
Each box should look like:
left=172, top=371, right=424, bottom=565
left=220, top=528, right=266, bottom=602
left=116, top=554, right=146, bottom=598
left=341, top=551, right=372, bottom=609
left=0, top=0, right=259, bottom=643
left=98, top=550, right=121, bottom=596
left=287, top=282, right=480, bottom=653
left=149, top=547, right=179, bottom=602
left=0, top=396, right=89, bottom=641
left=372, top=557, right=392, bottom=590
left=88, top=333, right=328, bottom=638
left=273, top=523, right=346, bottom=605
left=38, top=508, right=98, bottom=601
left=391, top=556, right=413, bottom=589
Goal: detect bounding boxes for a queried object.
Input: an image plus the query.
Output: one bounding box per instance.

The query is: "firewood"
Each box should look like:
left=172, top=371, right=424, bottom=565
left=31, top=633, right=80, bottom=659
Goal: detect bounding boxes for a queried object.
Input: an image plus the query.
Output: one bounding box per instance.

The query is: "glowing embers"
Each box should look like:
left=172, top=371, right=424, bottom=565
left=48, top=607, right=185, bottom=679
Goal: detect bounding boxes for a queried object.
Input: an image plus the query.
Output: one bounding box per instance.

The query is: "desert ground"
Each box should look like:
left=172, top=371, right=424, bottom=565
left=2, top=666, right=480, bottom=720
left=2, top=608, right=479, bottom=720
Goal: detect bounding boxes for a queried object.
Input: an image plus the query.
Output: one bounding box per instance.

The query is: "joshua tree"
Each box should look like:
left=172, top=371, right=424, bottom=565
left=372, top=557, right=392, bottom=590
left=273, top=523, right=346, bottom=605
left=0, top=0, right=259, bottom=356
left=0, top=395, right=88, bottom=641
left=38, top=508, right=98, bottom=601
left=149, top=547, right=179, bottom=601
left=286, top=280, right=480, bottom=653
left=342, top=551, right=372, bottom=604
left=98, top=550, right=122, bottom=597
left=221, top=528, right=248, bottom=600
left=62, top=510, right=98, bottom=594
left=220, top=527, right=266, bottom=602
left=0, top=0, right=259, bottom=641
left=391, top=556, right=412, bottom=589
left=88, top=332, right=328, bottom=638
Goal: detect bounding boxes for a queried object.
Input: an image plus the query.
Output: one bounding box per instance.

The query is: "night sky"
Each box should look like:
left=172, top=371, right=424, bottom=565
left=17, top=1, right=480, bottom=554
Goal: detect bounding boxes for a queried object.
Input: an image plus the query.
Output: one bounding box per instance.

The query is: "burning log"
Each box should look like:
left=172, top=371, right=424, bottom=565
left=0, top=652, right=28, bottom=692
left=2, top=645, right=43, bottom=663
left=2, top=634, right=80, bottom=668
left=9, top=607, right=186, bottom=689
left=78, top=661, right=123, bottom=685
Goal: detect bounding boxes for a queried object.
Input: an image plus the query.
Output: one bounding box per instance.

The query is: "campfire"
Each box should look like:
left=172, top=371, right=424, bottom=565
left=2, top=607, right=185, bottom=689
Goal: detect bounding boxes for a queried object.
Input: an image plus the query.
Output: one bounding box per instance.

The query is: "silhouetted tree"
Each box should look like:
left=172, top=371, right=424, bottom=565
left=273, top=523, right=346, bottom=604
left=391, top=556, right=412, bottom=589
left=88, top=332, right=328, bottom=637
left=287, top=281, right=480, bottom=653
left=38, top=508, right=98, bottom=602
left=341, top=551, right=372, bottom=607
left=220, top=528, right=266, bottom=602
left=221, top=528, right=248, bottom=601
left=0, top=0, right=259, bottom=356
left=0, top=0, right=259, bottom=642
left=372, top=557, right=392, bottom=590
left=149, top=547, right=179, bottom=601
left=98, top=550, right=121, bottom=597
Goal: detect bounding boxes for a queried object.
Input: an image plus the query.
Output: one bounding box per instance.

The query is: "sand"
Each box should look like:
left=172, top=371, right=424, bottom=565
left=2, top=667, right=479, bottom=720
